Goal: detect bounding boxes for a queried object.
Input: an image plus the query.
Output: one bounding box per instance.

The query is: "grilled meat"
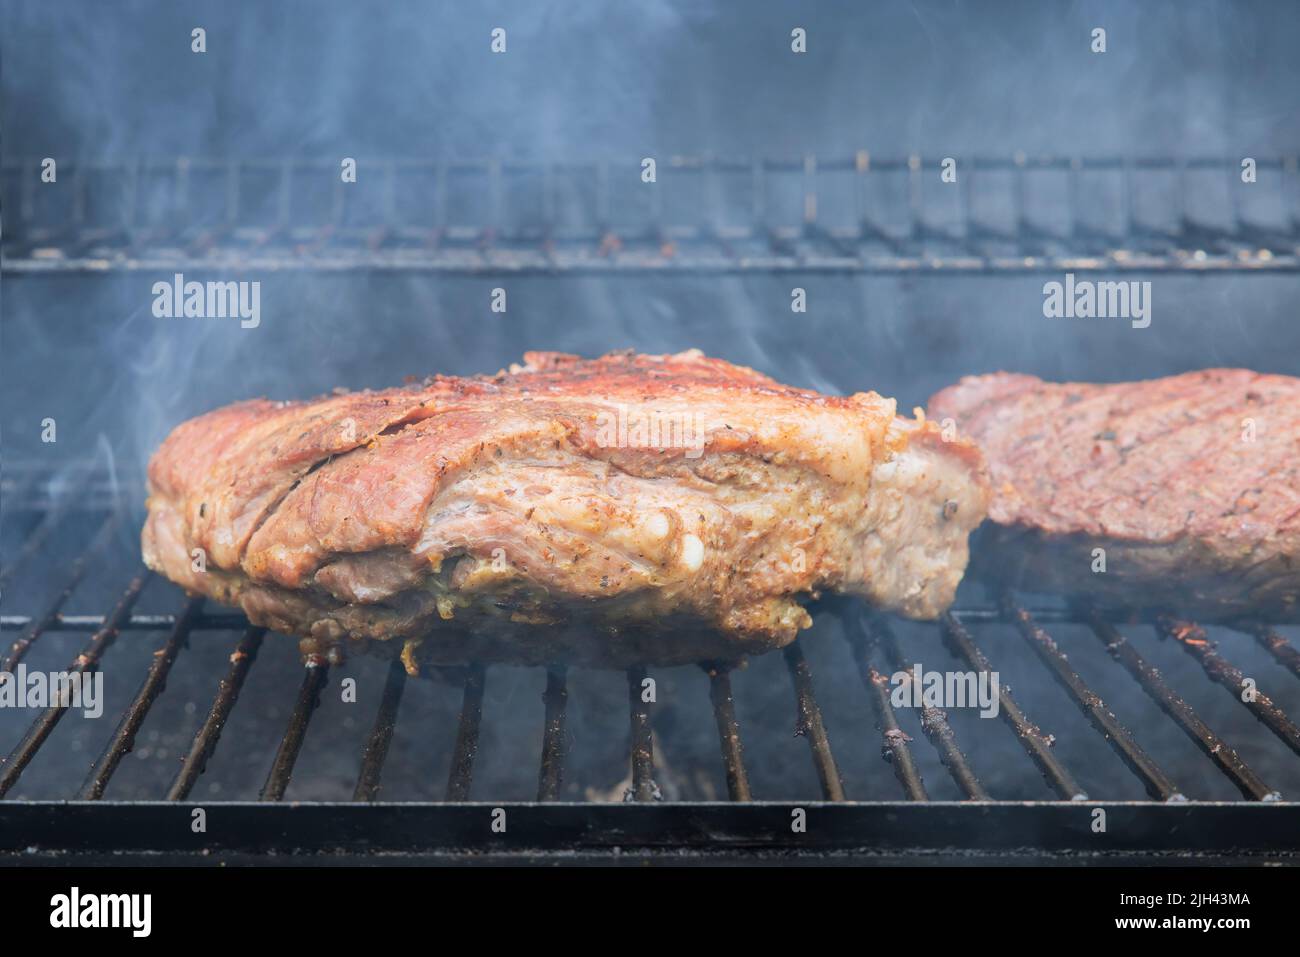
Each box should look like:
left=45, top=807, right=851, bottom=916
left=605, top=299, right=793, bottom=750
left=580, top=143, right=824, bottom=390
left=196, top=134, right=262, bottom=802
left=927, top=369, right=1300, bottom=620
left=143, top=350, right=989, bottom=668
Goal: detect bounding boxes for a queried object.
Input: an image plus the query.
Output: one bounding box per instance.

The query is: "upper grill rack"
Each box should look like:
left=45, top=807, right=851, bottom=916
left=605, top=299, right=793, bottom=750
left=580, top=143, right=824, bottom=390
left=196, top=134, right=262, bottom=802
left=3, top=153, right=1298, bottom=274
left=3, top=481, right=1300, bottom=826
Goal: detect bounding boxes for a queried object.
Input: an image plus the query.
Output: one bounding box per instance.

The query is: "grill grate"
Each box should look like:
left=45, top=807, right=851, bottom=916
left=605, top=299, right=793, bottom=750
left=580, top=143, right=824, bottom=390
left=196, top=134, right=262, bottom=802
left=3, top=153, right=1298, bottom=274
left=3, top=472, right=1300, bottom=860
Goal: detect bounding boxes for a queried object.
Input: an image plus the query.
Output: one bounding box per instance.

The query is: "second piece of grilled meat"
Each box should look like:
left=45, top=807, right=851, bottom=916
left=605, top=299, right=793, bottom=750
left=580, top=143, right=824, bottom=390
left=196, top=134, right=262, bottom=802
left=144, top=350, right=989, bottom=669
left=928, top=368, right=1300, bottom=620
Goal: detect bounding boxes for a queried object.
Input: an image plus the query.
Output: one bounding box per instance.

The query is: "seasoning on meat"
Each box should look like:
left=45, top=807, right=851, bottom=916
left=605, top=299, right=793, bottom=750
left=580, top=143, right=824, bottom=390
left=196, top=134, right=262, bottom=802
left=144, top=350, right=990, bottom=668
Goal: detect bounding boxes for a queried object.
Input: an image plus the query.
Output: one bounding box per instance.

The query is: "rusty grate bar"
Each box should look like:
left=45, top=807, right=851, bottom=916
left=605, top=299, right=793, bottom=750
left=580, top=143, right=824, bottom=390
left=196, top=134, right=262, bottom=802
left=847, top=625, right=929, bottom=801
left=79, top=596, right=204, bottom=800
left=704, top=662, right=752, bottom=802
left=352, top=658, right=407, bottom=802
left=445, top=664, right=486, bottom=801
left=939, top=613, right=1088, bottom=800
left=627, top=666, right=657, bottom=801
left=1159, top=618, right=1300, bottom=757
left=0, top=571, right=150, bottom=798
left=1087, top=611, right=1279, bottom=802
left=1250, top=625, right=1300, bottom=682
left=859, top=613, right=989, bottom=800
left=1003, top=595, right=1182, bottom=801
left=536, top=665, right=568, bottom=801
left=168, top=627, right=266, bottom=801
left=261, top=657, right=330, bottom=802
left=782, top=641, right=845, bottom=801
left=2, top=512, right=116, bottom=672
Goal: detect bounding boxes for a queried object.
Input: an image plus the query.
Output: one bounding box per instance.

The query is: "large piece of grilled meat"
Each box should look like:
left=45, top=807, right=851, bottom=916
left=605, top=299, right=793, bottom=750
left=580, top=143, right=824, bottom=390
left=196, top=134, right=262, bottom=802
left=928, top=369, right=1300, bottom=621
left=144, top=350, right=989, bottom=668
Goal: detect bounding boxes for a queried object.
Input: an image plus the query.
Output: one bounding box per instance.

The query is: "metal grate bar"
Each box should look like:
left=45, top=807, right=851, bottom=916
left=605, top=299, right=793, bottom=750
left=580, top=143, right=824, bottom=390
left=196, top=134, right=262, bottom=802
left=1159, top=618, right=1300, bottom=757
left=261, top=657, right=330, bottom=802
left=782, top=642, right=846, bottom=801
left=352, top=658, right=407, bottom=802
left=1003, top=596, right=1183, bottom=801
left=0, top=474, right=40, bottom=520
left=703, top=663, right=752, bottom=802
left=2, top=612, right=250, bottom=632
left=1, top=603, right=1097, bottom=634
left=847, top=624, right=929, bottom=801
left=1250, top=625, right=1300, bottom=681
left=79, top=596, right=204, bottom=800
left=1088, top=612, right=1279, bottom=802
left=860, top=613, right=989, bottom=800
left=536, top=665, right=568, bottom=801
left=939, top=613, right=1088, bottom=800
left=2, top=512, right=116, bottom=672
left=626, top=667, right=657, bottom=801
left=0, top=485, right=94, bottom=593
left=8, top=153, right=1297, bottom=274
left=0, top=571, right=150, bottom=798
left=167, top=627, right=265, bottom=801
left=9, top=248, right=1287, bottom=275
left=445, top=664, right=486, bottom=801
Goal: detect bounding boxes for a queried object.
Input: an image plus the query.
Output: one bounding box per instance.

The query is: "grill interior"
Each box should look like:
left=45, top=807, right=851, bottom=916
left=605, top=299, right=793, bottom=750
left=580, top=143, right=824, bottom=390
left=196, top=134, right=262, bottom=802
left=6, top=0, right=1300, bottom=867
left=3, top=464, right=1299, bottom=861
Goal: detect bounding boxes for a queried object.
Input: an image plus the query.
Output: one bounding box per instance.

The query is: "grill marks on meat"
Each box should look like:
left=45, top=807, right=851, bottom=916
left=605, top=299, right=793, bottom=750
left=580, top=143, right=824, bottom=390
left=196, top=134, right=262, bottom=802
left=928, top=369, right=1300, bottom=621
left=144, top=350, right=989, bottom=667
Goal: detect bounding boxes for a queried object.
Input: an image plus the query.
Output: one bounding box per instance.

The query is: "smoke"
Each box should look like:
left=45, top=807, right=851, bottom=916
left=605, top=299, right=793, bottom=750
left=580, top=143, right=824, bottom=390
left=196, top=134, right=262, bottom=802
left=5, top=0, right=1300, bottom=488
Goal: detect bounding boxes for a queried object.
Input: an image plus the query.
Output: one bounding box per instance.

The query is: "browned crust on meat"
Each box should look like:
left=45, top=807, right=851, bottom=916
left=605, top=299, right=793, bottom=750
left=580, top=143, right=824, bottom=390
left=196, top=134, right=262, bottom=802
left=929, top=369, right=1300, bottom=620
left=144, top=350, right=989, bottom=666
